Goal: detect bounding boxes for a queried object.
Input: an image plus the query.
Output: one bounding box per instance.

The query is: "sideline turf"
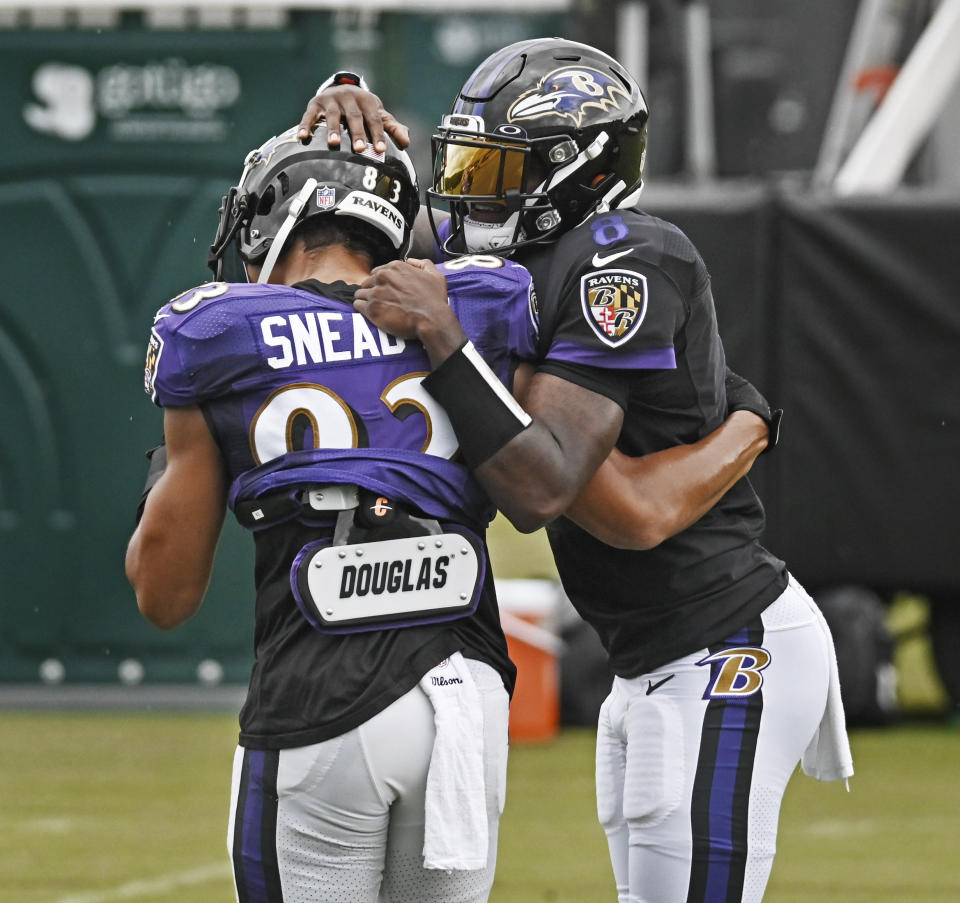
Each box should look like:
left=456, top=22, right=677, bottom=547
left=2, top=714, right=958, bottom=902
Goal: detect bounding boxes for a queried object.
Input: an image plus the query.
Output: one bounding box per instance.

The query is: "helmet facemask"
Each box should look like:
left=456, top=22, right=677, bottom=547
left=428, top=123, right=566, bottom=256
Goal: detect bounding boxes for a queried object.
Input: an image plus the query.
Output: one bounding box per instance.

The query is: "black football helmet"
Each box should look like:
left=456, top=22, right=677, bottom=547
left=428, top=38, right=648, bottom=256
left=208, top=121, right=419, bottom=282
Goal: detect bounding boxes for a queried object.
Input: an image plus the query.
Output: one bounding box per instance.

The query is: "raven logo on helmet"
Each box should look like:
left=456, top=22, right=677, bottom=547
left=508, top=66, right=634, bottom=128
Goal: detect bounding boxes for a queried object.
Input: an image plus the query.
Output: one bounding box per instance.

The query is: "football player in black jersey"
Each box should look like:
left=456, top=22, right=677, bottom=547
left=302, top=38, right=853, bottom=903
left=128, top=112, right=778, bottom=902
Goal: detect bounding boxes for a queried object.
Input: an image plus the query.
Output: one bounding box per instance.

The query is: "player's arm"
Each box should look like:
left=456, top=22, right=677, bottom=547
left=476, top=370, right=624, bottom=532
left=409, top=208, right=447, bottom=260
left=511, top=361, right=772, bottom=548
left=565, top=412, right=768, bottom=549
left=125, top=405, right=227, bottom=629
left=356, top=260, right=621, bottom=532
left=459, top=365, right=768, bottom=541
left=358, top=260, right=776, bottom=538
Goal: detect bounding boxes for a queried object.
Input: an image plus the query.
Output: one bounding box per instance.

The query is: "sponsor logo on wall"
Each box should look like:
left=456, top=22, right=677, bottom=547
left=23, top=59, right=241, bottom=142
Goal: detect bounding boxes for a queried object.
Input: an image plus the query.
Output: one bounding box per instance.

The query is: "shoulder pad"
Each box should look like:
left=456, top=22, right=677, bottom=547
left=436, top=254, right=508, bottom=274
left=161, top=281, right=233, bottom=316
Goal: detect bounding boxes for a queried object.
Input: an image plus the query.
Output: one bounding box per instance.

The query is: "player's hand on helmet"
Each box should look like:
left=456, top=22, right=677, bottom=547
left=298, top=85, right=410, bottom=153
left=355, top=259, right=466, bottom=362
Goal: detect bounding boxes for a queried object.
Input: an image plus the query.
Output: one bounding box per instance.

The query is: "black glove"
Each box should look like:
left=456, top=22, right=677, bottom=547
left=724, top=367, right=782, bottom=452
left=134, top=442, right=167, bottom=525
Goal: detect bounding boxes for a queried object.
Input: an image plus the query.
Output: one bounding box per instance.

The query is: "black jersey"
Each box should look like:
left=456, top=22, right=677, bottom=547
left=516, top=209, right=789, bottom=677
left=145, top=261, right=535, bottom=747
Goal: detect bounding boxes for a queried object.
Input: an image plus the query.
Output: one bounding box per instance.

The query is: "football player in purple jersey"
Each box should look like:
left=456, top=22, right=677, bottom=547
left=128, top=120, right=530, bottom=903
left=301, top=38, right=853, bottom=903
left=127, top=114, right=774, bottom=903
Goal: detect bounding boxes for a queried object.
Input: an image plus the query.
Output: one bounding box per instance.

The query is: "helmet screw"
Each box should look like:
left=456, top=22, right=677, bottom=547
left=548, top=139, right=577, bottom=164
left=536, top=211, right=561, bottom=232
left=250, top=229, right=261, bottom=238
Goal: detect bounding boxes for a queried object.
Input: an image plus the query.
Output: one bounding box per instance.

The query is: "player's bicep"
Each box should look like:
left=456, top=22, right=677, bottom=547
left=566, top=447, right=674, bottom=549
left=409, top=207, right=445, bottom=260
left=161, top=406, right=228, bottom=521
left=474, top=371, right=623, bottom=531
left=511, top=361, right=535, bottom=403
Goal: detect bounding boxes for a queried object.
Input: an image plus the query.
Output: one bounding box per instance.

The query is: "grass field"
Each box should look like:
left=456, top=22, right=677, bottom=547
left=2, top=712, right=958, bottom=903
left=5, top=521, right=954, bottom=901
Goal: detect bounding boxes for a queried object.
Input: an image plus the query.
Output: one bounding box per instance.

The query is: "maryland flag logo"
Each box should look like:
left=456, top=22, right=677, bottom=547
left=580, top=269, right=648, bottom=347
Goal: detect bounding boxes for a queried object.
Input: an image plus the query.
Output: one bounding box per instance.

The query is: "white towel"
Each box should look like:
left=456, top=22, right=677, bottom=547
left=418, top=652, right=489, bottom=870
left=801, top=599, right=855, bottom=786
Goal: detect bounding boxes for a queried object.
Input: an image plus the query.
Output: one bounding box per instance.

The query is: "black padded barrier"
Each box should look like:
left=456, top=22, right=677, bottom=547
left=763, top=190, right=960, bottom=593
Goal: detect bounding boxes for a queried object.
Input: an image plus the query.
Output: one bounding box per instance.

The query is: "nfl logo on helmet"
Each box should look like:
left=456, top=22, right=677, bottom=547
left=316, top=186, right=336, bottom=209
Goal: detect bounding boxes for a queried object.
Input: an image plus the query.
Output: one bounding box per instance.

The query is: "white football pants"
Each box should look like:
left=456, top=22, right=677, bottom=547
left=227, top=658, right=509, bottom=903
left=596, top=575, right=832, bottom=903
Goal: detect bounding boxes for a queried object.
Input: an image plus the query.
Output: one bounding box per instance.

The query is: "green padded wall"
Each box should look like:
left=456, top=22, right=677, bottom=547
left=0, top=9, right=564, bottom=685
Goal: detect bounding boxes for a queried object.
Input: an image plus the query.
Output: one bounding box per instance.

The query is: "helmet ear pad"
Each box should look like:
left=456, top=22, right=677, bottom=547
left=541, top=141, right=616, bottom=229
left=541, top=123, right=648, bottom=228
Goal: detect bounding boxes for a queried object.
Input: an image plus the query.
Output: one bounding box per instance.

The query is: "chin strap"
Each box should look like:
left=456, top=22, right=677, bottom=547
left=257, top=178, right=319, bottom=284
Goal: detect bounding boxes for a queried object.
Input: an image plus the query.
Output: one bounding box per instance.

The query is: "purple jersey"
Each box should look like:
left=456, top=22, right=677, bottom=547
left=141, top=258, right=535, bottom=748
left=146, top=259, right=537, bottom=529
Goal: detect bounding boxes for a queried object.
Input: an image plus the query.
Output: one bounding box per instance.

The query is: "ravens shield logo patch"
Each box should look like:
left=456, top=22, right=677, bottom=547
left=580, top=268, right=648, bottom=347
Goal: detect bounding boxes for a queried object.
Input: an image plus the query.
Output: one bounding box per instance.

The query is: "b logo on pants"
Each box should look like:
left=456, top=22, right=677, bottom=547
left=697, top=646, right=771, bottom=699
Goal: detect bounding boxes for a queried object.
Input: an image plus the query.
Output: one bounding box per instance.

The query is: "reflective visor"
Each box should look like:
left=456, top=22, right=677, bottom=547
left=436, top=138, right=526, bottom=198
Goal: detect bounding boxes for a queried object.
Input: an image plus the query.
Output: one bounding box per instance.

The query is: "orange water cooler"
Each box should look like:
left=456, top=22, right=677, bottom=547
left=496, top=579, right=564, bottom=744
